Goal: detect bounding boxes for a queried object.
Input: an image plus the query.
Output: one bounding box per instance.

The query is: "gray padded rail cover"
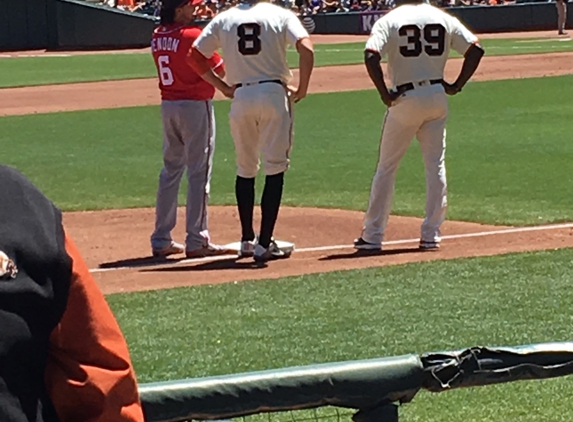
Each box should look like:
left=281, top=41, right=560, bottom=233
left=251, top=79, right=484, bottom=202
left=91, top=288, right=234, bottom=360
left=139, top=355, right=423, bottom=422
left=422, top=342, right=573, bottom=392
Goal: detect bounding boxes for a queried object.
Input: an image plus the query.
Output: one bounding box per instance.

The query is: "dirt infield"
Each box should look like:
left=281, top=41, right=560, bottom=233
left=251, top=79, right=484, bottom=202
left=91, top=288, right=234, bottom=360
left=6, top=32, right=573, bottom=293
left=63, top=207, right=573, bottom=295
left=3, top=52, right=573, bottom=116
left=2, top=30, right=572, bottom=116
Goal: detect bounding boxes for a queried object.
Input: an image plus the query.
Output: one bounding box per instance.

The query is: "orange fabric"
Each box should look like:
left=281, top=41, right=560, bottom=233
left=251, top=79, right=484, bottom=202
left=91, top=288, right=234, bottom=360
left=45, top=233, right=144, bottom=422
left=117, top=0, right=136, bottom=6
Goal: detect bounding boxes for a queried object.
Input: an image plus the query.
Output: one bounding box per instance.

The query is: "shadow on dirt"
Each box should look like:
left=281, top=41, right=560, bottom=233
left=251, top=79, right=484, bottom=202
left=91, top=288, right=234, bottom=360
left=139, top=257, right=268, bottom=272
left=319, top=247, right=424, bottom=261
left=99, top=255, right=186, bottom=269
left=98, top=247, right=429, bottom=272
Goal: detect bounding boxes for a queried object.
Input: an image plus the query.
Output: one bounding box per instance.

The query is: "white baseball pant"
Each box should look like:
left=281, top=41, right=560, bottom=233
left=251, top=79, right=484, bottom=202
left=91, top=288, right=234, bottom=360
left=362, top=82, right=448, bottom=245
left=229, top=82, right=293, bottom=178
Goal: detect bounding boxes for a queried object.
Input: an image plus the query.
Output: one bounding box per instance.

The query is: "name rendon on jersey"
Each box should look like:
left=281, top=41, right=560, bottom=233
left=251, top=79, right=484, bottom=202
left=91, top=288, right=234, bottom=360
left=151, top=37, right=180, bottom=53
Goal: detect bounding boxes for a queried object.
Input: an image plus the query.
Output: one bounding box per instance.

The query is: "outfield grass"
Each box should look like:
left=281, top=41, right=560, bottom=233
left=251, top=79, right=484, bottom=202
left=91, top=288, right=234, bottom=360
left=1, top=75, right=572, bottom=225
left=0, top=53, right=156, bottom=88
left=285, top=37, right=573, bottom=67
left=108, top=248, right=573, bottom=421
left=1, top=37, right=571, bottom=87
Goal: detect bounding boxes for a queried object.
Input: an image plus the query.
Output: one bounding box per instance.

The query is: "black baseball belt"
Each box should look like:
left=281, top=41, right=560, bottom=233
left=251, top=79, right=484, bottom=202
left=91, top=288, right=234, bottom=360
left=394, top=79, right=444, bottom=95
left=236, top=79, right=283, bottom=88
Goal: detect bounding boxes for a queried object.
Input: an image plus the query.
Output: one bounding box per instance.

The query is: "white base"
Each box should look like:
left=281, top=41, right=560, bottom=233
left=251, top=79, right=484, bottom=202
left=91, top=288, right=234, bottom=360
left=224, top=240, right=295, bottom=255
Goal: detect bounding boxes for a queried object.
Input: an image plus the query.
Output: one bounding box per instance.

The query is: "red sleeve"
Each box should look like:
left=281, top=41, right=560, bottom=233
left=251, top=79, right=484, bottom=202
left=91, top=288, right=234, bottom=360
left=182, top=26, right=202, bottom=41
left=45, top=233, right=144, bottom=422
left=188, top=47, right=215, bottom=75
left=184, top=27, right=224, bottom=75
left=208, top=51, right=225, bottom=75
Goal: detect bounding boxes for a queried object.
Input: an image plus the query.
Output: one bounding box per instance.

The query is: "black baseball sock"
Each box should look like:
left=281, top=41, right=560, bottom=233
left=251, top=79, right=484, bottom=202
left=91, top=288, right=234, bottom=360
left=259, top=172, right=284, bottom=249
left=235, top=176, right=256, bottom=242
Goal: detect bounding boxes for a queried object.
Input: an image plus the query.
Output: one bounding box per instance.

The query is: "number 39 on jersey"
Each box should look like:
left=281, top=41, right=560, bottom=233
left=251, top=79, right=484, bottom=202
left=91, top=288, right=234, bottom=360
left=399, top=24, right=445, bottom=57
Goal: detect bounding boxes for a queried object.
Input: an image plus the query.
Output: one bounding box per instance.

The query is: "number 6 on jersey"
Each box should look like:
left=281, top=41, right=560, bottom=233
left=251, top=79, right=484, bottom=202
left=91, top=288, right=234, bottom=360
left=158, top=55, right=174, bottom=86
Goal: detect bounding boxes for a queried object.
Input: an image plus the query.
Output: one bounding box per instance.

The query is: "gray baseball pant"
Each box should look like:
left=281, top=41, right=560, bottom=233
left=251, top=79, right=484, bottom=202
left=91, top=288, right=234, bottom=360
left=151, top=99, right=215, bottom=252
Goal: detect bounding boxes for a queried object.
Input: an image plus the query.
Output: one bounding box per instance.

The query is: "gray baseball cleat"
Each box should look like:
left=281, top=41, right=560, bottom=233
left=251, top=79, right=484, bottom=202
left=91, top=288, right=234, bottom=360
left=152, top=241, right=185, bottom=257
left=419, top=240, right=440, bottom=251
left=239, top=236, right=258, bottom=258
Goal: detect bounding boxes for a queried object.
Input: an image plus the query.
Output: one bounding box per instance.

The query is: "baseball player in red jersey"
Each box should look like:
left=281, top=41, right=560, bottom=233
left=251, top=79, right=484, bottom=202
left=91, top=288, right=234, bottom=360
left=353, top=0, right=484, bottom=252
left=150, top=0, right=233, bottom=258
left=187, top=0, right=314, bottom=263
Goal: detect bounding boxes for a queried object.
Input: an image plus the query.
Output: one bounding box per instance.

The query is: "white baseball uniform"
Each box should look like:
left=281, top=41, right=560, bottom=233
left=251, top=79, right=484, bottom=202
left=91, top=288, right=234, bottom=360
left=193, top=2, right=309, bottom=178
left=361, top=3, right=478, bottom=246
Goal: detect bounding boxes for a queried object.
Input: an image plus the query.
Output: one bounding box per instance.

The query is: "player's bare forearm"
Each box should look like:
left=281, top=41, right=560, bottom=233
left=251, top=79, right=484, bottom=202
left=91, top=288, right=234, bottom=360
left=188, top=47, right=235, bottom=98
left=364, top=50, right=397, bottom=107
left=201, top=69, right=236, bottom=99
left=294, top=37, right=315, bottom=102
left=444, top=43, right=484, bottom=95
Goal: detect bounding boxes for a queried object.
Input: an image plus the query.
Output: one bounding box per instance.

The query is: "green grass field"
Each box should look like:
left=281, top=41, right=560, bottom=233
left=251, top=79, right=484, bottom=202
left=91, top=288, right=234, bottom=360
left=109, top=248, right=573, bottom=421
left=1, top=37, right=571, bottom=87
left=1, top=75, right=572, bottom=224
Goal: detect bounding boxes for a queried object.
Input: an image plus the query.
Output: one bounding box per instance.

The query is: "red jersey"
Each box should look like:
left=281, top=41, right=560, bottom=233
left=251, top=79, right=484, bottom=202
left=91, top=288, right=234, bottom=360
left=151, top=24, right=224, bottom=101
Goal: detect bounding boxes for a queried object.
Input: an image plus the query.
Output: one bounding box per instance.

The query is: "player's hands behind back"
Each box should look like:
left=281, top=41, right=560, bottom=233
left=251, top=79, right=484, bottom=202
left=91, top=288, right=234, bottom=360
left=221, top=84, right=236, bottom=99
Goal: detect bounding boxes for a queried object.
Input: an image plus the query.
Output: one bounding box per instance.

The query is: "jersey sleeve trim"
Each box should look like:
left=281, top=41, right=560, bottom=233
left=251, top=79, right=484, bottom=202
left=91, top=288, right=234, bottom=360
left=153, top=24, right=185, bottom=35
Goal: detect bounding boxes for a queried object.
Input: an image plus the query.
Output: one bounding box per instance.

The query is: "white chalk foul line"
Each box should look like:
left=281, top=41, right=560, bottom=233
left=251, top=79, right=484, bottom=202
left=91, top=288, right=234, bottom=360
left=89, top=222, right=573, bottom=274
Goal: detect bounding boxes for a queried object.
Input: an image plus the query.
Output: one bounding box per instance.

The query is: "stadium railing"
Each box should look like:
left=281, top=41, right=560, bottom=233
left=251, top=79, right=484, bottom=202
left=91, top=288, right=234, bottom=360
left=139, top=342, right=573, bottom=422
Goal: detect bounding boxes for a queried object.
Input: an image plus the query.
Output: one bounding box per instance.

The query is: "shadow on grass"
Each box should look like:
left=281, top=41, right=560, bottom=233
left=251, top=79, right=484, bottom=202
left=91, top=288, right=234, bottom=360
left=99, top=255, right=186, bottom=269
left=139, top=257, right=266, bottom=272
left=319, top=247, right=423, bottom=261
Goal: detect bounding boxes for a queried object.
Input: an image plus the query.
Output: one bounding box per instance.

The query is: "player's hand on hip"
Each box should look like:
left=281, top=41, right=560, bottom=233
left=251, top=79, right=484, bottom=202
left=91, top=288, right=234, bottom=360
left=442, top=81, right=461, bottom=96
left=287, top=85, right=307, bottom=103
left=381, top=91, right=399, bottom=107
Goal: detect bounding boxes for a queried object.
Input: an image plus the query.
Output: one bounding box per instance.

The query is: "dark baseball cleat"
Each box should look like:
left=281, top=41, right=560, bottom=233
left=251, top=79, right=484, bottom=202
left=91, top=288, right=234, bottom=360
left=419, top=240, right=440, bottom=251
left=253, top=240, right=290, bottom=263
left=353, top=237, right=382, bottom=251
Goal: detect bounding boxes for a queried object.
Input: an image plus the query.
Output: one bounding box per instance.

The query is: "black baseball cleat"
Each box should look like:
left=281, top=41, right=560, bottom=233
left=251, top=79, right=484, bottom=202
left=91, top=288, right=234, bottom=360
left=419, top=240, right=440, bottom=251
left=353, top=237, right=382, bottom=251
left=253, top=240, right=290, bottom=263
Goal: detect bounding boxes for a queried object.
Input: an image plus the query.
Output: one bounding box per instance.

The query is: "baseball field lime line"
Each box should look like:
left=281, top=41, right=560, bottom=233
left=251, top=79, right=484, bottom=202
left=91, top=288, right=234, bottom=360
left=89, top=221, right=573, bottom=273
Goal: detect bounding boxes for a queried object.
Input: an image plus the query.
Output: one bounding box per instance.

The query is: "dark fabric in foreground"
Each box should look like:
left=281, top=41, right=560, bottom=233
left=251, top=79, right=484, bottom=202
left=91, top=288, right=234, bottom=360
left=422, top=342, right=573, bottom=392
left=0, top=165, right=72, bottom=421
left=139, top=355, right=424, bottom=422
